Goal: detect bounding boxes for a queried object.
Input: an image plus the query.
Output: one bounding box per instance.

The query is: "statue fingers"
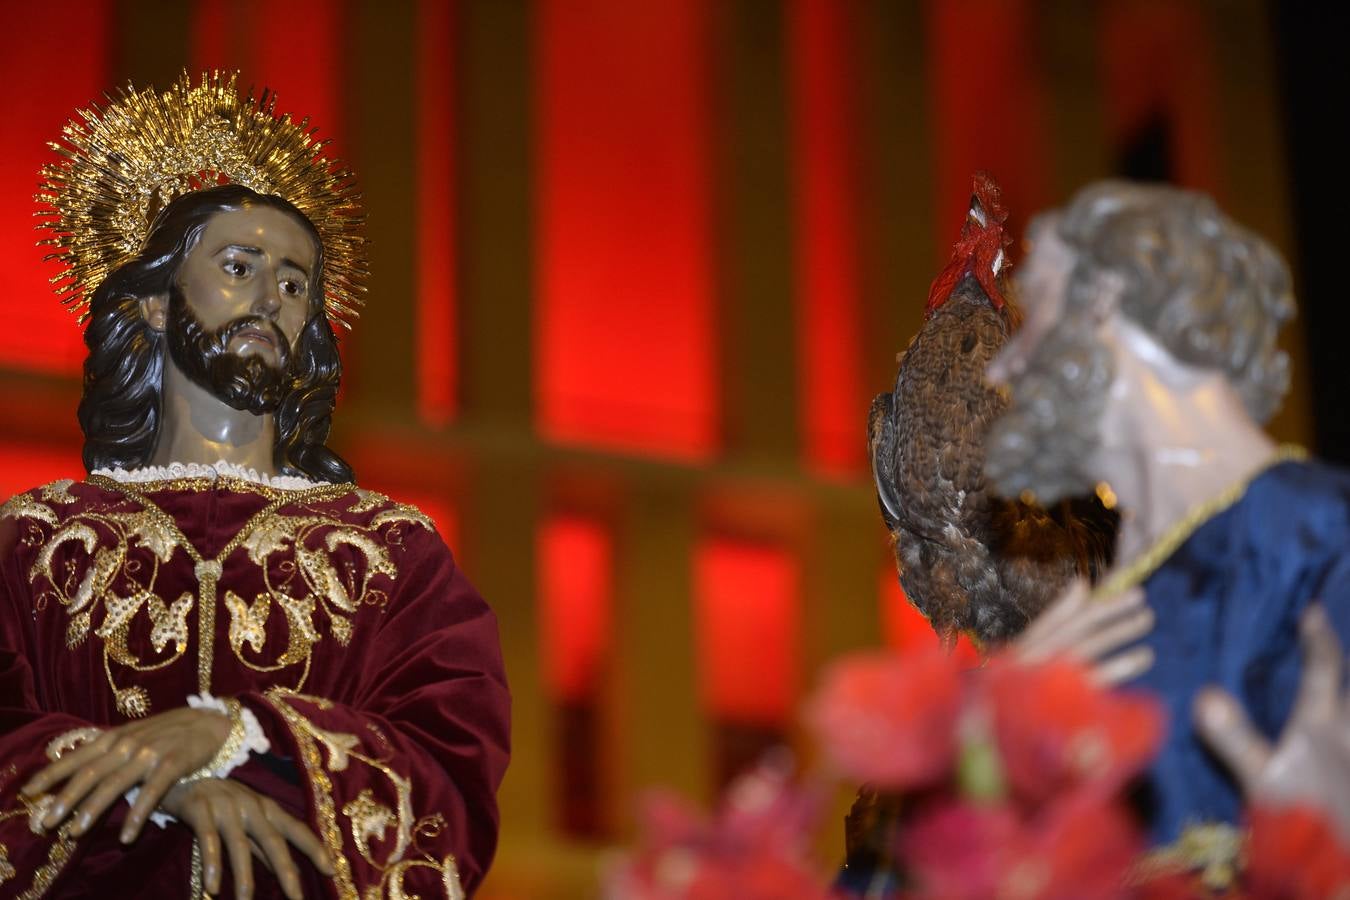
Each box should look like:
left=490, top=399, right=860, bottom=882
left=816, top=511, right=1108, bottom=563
left=1194, top=686, right=1271, bottom=792
left=241, top=799, right=306, bottom=900
left=1028, top=578, right=1091, bottom=638
left=37, top=735, right=138, bottom=830
left=1290, top=603, right=1344, bottom=727
left=20, top=726, right=122, bottom=797
left=265, top=796, right=335, bottom=876
left=1015, top=581, right=1088, bottom=662
left=1091, top=646, right=1154, bottom=687
left=1074, top=603, right=1154, bottom=665
left=1018, top=584, right=1144, bottom=663
left=210, top=793, right=256, bottom=900
left=119, top=750, right=188, bottom=843
left=67, top=743, right=164, bottom=837
left=1069, top=585, right=1146, bottom=634
left=177, top=789, right=225, bottom=896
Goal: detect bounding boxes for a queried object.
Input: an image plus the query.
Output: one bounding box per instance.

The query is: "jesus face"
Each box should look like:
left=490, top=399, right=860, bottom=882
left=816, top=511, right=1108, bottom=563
left=165, top=206, right=320, bottom=414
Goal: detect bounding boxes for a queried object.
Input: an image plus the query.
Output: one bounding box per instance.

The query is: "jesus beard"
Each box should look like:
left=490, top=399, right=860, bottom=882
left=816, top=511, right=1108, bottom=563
left=166, top=289, right=294, bottom=416
left=984, top=315, right=1114, bottom=508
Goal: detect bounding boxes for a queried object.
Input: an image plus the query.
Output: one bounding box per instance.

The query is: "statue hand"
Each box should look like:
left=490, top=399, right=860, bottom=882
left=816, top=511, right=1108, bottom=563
left=160, top=777, right=335, bottom=900
left=1013, top=578, right=1155, bottom=685
left=1195, top=603, right=1350, bottom=841
left=21, top=705, right=231, bottom=840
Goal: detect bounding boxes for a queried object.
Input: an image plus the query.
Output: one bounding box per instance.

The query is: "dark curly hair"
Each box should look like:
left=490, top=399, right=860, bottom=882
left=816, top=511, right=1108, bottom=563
left=77, top=184, right=354, bottom=483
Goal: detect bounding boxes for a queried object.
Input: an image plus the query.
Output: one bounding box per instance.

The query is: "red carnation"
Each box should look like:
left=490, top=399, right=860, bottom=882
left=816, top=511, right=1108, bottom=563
left=606, top=759, right=832, bottom=900
left=803, top=648, right=964, bottom=789
left=681, top=858, right=833, bottom=900
left=901, top=793, right=1142, bottom=900
left=609, top=842, right=829, bottom=900
left=901, top=801, right=1018, bottom=898
left=984, top=655, right=1165, bottom=806
left=1246, top=805, right=1350, bottom=899
left=1131, top=872, right=1212, bottom=900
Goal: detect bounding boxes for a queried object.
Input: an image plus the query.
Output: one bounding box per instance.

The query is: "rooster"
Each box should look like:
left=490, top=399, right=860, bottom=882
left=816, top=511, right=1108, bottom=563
left=867, top=174, right=1117, bottom=645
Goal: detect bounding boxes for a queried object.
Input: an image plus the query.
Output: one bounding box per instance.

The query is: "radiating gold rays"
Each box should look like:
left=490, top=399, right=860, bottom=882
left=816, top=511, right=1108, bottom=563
left=36, top=70, right=367, bottom=329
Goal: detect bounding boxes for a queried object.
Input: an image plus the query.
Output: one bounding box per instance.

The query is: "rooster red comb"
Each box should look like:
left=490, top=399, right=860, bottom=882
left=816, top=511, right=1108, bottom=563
left=925, top=172, right=1012, bottom=318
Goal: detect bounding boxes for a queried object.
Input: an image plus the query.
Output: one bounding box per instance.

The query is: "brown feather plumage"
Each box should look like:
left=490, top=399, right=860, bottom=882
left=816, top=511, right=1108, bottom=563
left=869, top=276, right=1117, bottom=645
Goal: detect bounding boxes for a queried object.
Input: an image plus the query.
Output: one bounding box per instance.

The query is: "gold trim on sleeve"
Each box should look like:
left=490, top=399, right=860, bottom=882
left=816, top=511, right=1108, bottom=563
left=263, top=689, right=467, bottom=900
left=43, top=728, right=104, bottom=762
left=14, top=826, right=77, bottom=900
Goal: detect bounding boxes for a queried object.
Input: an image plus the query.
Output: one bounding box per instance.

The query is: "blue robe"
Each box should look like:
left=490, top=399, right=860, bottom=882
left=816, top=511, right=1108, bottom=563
left=1129, top=458, right=1350, bottom=844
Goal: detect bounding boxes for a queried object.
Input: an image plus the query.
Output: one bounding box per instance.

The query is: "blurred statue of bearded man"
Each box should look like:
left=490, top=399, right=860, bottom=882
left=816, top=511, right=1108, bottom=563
left=985, top=181, right=1350, bottom=853
left=1, top=74, right=509, bottom=899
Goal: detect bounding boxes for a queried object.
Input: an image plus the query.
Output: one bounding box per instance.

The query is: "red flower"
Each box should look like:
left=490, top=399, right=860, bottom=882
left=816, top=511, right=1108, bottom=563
left=607, top=758, right=832, bottom=900
left=984, top=655, right=1164, bottom=806
left=1246, top=805, right=1350, bottom=899
left=803, top=648, right=964, bottom=789
left=681, top=859, right=833, bottom=900
left=610, top=845, right=828, bottom=900
left=900, top=793, right=1142, bottom=900
left=901, top=801, right=1018, bottom=897
left=1130, top=872, right=1212, bottom=900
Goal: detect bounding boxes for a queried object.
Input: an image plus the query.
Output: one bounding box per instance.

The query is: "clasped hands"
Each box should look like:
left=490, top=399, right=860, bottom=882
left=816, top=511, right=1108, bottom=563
left=20, top=704, right=333, bottom=899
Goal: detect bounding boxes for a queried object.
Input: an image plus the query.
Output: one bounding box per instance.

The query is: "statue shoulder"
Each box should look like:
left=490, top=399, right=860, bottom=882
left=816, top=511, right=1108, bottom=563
left=1256, top=458, right=1350, bottom=527
left=343, top=485, right=441, bottom=537
left=0, top=478, right=86, bottom=524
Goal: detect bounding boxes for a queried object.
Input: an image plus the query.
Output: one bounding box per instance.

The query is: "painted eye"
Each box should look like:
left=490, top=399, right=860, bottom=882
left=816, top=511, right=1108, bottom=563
left=223, top=260, right=250, bottom=277
left=281, top=279, right=306, bottom=297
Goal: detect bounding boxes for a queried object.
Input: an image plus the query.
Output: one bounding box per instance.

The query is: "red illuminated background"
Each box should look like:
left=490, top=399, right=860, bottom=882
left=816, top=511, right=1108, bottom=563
left=1, top=2, right=1326, bottom=897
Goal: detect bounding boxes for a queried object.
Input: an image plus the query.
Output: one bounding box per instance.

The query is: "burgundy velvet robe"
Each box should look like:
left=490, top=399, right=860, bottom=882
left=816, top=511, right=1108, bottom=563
left=0, top=474, right=510, bottom=898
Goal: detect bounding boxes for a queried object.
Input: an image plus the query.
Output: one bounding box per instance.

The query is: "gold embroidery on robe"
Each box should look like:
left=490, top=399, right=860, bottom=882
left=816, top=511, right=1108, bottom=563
left=225, top=591, right=272, bottom=656
left=38, top=480, right=78, bottom=506
left=0, top=797, right=80, bottom=899
left=0, top=494, right=62, bottom=529
left=15, top=824, right=78, bottom=900
left=4, top=479, right=433, bottom=716
left=264, top=689, right=465, bottom=900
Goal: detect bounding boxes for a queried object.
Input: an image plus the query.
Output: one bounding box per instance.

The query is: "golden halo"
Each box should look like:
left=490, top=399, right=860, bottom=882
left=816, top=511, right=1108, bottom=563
left=36, top=70, right=367, bottom=329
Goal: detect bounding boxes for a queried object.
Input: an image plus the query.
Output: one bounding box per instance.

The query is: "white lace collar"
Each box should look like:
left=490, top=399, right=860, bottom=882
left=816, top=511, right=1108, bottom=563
left=90, top=460, right=323, bottom=491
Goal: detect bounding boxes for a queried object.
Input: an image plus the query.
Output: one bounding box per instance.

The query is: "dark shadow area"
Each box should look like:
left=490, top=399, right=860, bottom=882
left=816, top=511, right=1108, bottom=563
left=1117, top=112, right=1176, bottom=183
left=1273, top=4, right=1350, bottom=464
